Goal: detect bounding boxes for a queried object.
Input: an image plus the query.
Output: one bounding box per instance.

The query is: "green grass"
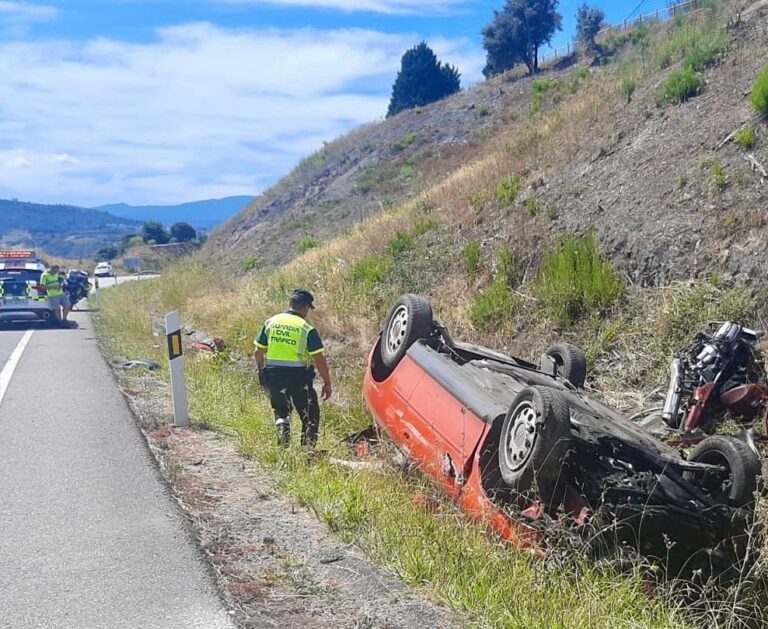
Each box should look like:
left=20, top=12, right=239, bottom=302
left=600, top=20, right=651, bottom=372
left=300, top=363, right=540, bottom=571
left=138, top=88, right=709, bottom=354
left=530, top=78, right=561, bottom=114
left=392, top=132, right=417, bottom=153
left=469, top=277, right=517, bottom=331
left=387, top=231, right=413, bottom=257
left=532, top=78, right=561, bottom=94
left=463, top=241, right=482, bottom=278
left=751, top=65, right=768, bottom=117
left=496, top=243, right=518, bottom=285
left=658, top=67, right=703, bottom=105
left=413, top=217, right=439, bottom=236
left=282, top=217, right=311, bottom=232
left=475, top=102, right=490, bottom=117
left=653, top=19, right=725, bottom=71
left=348, top=255, right=393, bottom=291
left=242, top=255, right=261, bottom=272
left=535, top=231, right=624, bottom=327
left=620, top=77, right=637, bottom=103
left=723, top=212, right=739, bottom=229
left=735, top=125, right=757, bottom=151
left=496, top=175, right=521, bottom=205
left=525, top=196, right=540, bottom=216
left=357, top=164, right=402, bottom=194
left=575, top=66, right=590, bottom=80
left=298, top=237, right=320, bottom=253
left=710, top=160, right=727, bottom=192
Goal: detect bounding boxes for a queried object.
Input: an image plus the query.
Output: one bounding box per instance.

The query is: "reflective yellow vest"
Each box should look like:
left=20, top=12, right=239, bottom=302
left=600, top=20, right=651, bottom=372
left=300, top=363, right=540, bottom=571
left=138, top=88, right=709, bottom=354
left=260, top=312, right=315, bottom=368
left=41, top=272, right=63, bottom=297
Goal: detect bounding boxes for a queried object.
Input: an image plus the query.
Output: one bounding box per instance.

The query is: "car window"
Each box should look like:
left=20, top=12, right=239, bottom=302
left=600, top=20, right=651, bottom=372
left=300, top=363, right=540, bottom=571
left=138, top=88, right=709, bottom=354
left=0, top=270, right=41, bottom=298
left=0, top=269, right=41, bottom=283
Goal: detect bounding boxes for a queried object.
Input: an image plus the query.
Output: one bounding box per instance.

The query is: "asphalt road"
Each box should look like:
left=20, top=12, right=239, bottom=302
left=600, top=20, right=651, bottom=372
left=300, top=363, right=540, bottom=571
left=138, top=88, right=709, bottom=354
left=0, top=312, right=234, bottom=629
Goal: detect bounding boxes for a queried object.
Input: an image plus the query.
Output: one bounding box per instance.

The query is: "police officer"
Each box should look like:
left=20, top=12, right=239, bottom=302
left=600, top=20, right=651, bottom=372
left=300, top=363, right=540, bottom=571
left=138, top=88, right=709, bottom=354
left=254, top=290, right=332, bottom=447
left=41, top=264, right=71, bottom=325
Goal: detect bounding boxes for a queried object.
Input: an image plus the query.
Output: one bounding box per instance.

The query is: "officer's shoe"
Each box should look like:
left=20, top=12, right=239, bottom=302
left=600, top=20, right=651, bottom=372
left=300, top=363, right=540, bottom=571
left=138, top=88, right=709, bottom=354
left=275, top=418, right=291, bottom=447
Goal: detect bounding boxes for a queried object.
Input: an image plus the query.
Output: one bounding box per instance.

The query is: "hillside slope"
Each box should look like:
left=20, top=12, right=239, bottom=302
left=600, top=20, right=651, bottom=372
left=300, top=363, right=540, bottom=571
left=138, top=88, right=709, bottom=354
left=0, top=199, right=141, bottom=259
left=204, top=73, right=536, bottom=270
left=206, top=2, right=767, bottom=284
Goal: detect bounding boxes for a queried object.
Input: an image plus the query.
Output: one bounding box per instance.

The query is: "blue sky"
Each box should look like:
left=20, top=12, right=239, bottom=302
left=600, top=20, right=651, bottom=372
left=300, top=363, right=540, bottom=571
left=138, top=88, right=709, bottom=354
left=0, top=0, right=675, bottom=206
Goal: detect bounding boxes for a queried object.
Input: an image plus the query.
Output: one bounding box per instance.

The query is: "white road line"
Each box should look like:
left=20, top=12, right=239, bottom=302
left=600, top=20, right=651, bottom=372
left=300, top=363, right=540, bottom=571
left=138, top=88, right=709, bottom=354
left=0, top=330, right=34, bottom=406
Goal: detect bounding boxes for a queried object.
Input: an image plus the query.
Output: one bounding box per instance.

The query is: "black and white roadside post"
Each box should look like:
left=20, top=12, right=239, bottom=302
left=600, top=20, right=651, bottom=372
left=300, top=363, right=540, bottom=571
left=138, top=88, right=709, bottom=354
left=165, top=310, right=190, bottom=427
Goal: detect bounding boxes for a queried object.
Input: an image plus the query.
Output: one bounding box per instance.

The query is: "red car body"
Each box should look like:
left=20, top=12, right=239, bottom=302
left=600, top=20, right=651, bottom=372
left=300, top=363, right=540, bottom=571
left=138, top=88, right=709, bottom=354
left=364, top=341, right=539, bottom=548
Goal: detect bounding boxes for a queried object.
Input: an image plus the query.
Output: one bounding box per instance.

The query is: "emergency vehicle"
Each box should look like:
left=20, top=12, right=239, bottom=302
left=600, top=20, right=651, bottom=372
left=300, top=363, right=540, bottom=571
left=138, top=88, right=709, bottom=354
left=0, top=250, right=54, bottom=323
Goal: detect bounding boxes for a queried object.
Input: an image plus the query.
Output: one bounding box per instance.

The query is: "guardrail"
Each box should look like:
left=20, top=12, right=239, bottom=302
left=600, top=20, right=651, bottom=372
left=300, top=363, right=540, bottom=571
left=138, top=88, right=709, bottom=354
left=539, top=0, right=704, bottom=67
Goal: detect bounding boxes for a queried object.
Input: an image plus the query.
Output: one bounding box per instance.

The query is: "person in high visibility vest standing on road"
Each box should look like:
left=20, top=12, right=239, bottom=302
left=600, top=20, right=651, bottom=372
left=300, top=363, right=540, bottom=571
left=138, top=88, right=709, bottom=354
left=41, top=264, right=71, bottom=325
left=254, top=290, right=332, bottom=447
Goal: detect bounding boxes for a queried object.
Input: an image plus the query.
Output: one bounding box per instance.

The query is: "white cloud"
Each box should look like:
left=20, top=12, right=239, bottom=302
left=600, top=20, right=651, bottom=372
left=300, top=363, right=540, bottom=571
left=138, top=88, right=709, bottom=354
left=0, top=1, right=56, bottom=33
left=0, top=23, right=482, bottom=206
left=214, top=0, right=468, bottom=16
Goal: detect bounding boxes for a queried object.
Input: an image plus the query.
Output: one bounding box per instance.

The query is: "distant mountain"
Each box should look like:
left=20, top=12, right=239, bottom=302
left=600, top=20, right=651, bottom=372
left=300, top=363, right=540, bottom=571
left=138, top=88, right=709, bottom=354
left=95, top=196, right=254, bottom=230
left=0, top=199, right=142, bottom=259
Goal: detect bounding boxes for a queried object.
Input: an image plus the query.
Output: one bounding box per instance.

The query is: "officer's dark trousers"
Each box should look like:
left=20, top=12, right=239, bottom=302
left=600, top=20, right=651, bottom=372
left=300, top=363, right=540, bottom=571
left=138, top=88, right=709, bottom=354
left=264, top=367, right=320, bottom=446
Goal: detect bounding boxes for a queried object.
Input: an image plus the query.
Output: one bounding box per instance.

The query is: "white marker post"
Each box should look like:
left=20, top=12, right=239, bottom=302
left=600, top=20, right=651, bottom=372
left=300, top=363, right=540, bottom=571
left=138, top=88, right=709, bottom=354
left=165, top=310, right=190, bottom=427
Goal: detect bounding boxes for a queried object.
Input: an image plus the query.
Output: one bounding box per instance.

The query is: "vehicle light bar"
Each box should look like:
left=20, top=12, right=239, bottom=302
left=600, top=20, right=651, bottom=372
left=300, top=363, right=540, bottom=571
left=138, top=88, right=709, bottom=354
left=0, top=250, right=36, bottom=260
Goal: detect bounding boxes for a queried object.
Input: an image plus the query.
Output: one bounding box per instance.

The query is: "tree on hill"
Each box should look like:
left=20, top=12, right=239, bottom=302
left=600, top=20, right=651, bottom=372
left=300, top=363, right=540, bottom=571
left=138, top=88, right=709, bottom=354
left=576, top=3, right=606, bottom=54
left=96, top=245, right=119, bottom=261
left=482, top=0, right=562, bottom=77
left=141, top=221, right=170, bottom=245
left=170, top=221, right=197, bottom=243
left=387, top=42, right=461, bottom=117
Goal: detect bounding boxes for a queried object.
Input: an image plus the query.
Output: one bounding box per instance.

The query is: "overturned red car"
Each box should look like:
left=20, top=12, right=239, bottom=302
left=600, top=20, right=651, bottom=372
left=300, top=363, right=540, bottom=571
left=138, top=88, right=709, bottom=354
left=363, top=294, right=762, bottom=568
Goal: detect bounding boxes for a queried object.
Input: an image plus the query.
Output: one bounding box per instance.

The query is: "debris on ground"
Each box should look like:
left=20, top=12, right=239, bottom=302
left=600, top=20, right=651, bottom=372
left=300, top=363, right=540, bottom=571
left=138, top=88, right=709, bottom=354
left=328, top=457, right=385, bottom=472
left=190, top=337, right=227, bottom=353
left=121, top=359, right=161, bottom=371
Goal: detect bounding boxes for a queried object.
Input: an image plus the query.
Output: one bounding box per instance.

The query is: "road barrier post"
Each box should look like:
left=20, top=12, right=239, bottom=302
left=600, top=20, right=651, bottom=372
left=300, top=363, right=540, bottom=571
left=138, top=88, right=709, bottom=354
left=165, top=310, right=190, bottom=427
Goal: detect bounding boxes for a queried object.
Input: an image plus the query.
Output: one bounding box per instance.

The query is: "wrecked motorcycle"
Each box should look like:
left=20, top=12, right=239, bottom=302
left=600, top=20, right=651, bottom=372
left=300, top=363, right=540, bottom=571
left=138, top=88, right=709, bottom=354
left=64, top=270, right=92, bottom=309
left=661, top=321, right=768, bottom=435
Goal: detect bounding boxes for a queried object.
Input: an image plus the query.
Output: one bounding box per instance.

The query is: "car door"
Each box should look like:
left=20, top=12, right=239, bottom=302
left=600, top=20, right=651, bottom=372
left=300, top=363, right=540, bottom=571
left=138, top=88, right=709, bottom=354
left=403, top=349, right=492, bottom=496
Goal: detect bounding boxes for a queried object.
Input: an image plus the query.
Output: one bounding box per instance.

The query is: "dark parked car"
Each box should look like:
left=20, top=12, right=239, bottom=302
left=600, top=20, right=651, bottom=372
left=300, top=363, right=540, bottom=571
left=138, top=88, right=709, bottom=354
left=363, top=295, right=761, bottom=569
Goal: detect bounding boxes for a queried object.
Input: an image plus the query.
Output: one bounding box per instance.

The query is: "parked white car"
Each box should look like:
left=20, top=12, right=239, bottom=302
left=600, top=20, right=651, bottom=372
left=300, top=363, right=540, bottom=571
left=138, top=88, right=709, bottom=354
left=94, top=262, right=114, bottom=277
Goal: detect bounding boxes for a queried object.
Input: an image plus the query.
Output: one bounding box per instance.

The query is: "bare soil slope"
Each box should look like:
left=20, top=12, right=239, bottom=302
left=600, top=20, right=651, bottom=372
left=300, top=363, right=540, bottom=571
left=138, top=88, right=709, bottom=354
left=206, top=2, right=767, bottom=285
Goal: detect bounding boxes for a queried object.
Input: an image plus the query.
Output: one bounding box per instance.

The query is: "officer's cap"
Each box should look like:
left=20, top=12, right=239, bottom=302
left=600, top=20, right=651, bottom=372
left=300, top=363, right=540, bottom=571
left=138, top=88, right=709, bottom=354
left=291, top=289, right=315, bottom=309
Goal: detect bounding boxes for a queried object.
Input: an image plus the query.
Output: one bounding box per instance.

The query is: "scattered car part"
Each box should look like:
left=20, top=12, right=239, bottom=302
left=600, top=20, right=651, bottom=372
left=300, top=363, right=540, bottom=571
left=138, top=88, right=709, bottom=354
left=122, top=360, right=161, bottom=371
left=190, top=337, right=227, bottom=353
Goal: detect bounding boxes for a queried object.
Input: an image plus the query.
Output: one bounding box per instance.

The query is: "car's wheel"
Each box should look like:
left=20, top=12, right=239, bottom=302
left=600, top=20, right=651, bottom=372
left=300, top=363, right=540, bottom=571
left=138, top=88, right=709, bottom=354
left=380, top=294, right=433, bottom=369
left=686, top=435, right=762, bottom=507
left=498, top=386, right=572, bottom=502
left=545, top=343, right=587, bottom=388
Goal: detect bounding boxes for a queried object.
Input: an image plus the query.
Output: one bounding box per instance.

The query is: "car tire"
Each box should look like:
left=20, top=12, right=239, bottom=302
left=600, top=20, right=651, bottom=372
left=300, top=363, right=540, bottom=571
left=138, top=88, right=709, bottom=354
left=545, top=343, right=587, bottom=388
left=686, top=435, right=762, bottom=507
left=498, top=386, right=572, bottom=502
left=380, top=294, right=433, bottom=369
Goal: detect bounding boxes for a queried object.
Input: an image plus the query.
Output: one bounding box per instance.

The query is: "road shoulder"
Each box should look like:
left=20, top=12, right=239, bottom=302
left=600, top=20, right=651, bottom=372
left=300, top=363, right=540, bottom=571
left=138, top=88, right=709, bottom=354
left=110, top=364, right=457, bottom=628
